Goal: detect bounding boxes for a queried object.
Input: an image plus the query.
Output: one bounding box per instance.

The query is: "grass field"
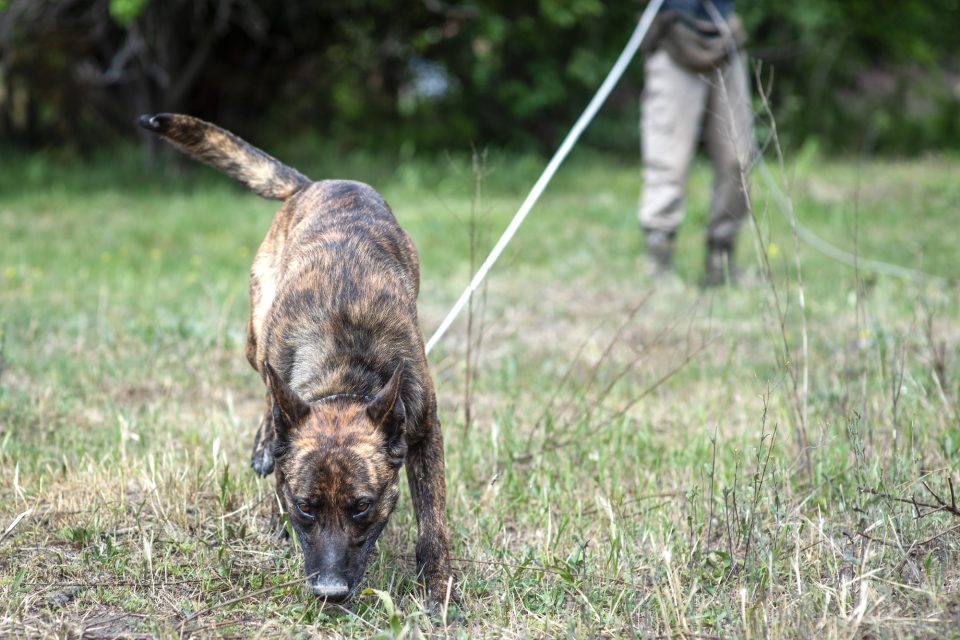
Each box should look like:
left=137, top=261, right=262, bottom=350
left=1, top=146, right=958, bottom=638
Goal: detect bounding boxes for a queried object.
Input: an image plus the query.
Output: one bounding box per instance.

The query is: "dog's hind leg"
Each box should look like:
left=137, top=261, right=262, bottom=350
left=405, top=410, right=454, bottom=606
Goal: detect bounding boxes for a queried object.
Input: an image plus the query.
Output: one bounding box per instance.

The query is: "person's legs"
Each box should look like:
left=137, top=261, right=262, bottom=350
left=640, top=49, right=709, bottom=275
left=702, top=52, right=754, bottom=285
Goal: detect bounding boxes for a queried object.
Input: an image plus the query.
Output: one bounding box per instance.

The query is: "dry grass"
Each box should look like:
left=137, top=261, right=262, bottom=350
left=1, top=150, right=958, bottom=638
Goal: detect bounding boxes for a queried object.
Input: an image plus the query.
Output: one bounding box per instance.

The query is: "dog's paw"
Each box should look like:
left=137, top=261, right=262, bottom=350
left=250, top=422, right=276, bottom=476
left=425, top=582, right=462, bottom=624
left=424, top=574, right=460, bottom=618
left=251, top=444, right=275, bottom=477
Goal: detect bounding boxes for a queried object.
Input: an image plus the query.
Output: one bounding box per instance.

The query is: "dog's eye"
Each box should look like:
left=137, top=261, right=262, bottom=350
left=352, top=499, right=372, bottom=517
left=296, top=503, right=315, bottom=517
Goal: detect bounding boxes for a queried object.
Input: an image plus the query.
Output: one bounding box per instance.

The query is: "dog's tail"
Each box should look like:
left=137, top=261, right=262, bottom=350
left=139, top=113, right=311, bottom=200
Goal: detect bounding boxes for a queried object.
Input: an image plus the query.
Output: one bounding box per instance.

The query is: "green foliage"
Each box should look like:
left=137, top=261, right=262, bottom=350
left=739, top=0, right=960, bottom=152
left=540, top=0, right=603, bottom=28
left=0, top=1, right=958, bottom=153
left=423, top=1, right=642, bottom=150
left=108, top=0, right=148, bottom=26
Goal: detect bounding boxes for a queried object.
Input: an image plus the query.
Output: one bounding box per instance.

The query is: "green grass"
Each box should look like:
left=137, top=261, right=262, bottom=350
left=1, top=146, right=959, bottom=638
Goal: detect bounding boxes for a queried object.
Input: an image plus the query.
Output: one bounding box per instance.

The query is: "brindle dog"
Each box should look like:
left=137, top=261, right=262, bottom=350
left=139, top=113, right=453, bottom=605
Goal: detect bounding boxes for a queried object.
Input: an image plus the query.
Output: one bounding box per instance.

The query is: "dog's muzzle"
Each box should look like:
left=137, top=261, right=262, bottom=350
left=308, top=577, right=351, bottom=602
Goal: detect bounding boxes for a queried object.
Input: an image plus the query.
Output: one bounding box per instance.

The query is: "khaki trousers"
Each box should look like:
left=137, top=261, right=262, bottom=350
left=639, top=48, right=754, bottom=243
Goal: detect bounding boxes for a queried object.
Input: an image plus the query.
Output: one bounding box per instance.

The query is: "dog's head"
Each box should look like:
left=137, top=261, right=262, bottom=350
left=264, top=362, right=407, bottom=602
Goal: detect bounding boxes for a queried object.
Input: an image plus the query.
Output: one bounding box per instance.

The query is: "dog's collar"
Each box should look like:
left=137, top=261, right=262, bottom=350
left=311, top=392, right=371, bottom=406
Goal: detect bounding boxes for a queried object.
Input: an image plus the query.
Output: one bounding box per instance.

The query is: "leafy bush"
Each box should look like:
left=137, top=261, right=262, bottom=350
left=0, top=0, right=957, bottom=154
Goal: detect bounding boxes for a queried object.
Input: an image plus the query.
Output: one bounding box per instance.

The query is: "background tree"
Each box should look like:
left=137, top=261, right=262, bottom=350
left=1, top=0, right=957, bottom=155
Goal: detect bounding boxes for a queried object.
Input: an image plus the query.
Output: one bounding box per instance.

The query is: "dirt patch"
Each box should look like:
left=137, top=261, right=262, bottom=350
left=78, top=611, right=155, bottom=640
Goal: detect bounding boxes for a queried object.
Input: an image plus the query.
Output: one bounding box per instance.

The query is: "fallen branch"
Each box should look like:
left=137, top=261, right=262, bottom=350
left=861, top=478, right=960, bottom=519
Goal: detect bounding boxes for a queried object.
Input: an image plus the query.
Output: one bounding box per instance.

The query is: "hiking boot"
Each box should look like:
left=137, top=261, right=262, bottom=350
left=703, top=238, right=737, bottom=287
left=644, top=229, right=676, bottom=279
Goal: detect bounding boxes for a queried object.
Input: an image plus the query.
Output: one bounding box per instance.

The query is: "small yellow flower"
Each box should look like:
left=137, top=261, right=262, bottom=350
left=187, top=271, right=199, bottom=283
left=100, top=251, right=112, bottom=263
left=767, top=242, right=780, bottom=258
left=238, top=246, right=251, bottom=258
left=150, top=248, right=162, bottom=260
left=3, top=266, right=15, bottom=280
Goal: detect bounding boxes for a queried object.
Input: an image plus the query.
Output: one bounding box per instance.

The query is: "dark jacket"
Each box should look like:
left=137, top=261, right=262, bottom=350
left=663, top=0, right=732, bottom=22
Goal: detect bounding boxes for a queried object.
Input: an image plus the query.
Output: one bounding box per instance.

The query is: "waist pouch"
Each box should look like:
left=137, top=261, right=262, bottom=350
left=641, top=10, right=747, bottom=72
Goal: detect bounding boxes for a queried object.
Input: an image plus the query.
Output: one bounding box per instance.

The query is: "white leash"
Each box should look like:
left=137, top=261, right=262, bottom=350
left=423, top=0, right=667, bottom=355
left=755, top=163, right=936, bottom=281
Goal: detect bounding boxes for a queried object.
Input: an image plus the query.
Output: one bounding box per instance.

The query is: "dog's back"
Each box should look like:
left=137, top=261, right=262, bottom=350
left=140, top=113, right=430, bottom=428
left=255, top=179, right=426, bottom=423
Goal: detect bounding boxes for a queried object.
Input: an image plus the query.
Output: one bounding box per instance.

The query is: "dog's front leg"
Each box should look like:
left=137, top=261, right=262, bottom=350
left=405, top=416, right=454, bottom=606
left=270, top=467, right=291, bottom=542
left=251, top=393, right=276, bottom=476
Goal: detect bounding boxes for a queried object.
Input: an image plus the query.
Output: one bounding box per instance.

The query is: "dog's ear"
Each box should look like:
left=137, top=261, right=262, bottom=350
left=367, top=364, right=406, bottom=456
left=263, top=361, right=310, bottom=439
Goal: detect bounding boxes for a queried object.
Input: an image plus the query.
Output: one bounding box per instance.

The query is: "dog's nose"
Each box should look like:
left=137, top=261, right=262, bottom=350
left=309, top=579, right=350, bottom=601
